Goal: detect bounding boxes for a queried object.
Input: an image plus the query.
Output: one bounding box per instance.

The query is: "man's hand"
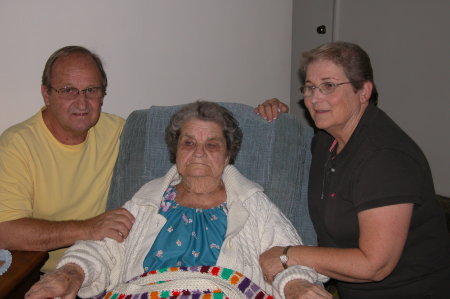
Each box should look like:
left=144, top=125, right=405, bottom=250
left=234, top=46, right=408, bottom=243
left=259, top=246, right=285, bottom=283
left=25, top=263, right=84, bottom=299
left=254, top=98, right=289, bottom=122
left=83, top=208, right=135, bottom=242
left=284, top=279, right=332, bottom=299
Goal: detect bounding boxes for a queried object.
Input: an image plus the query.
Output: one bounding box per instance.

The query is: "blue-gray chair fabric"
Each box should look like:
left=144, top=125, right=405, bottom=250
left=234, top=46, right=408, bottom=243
left=107, top=102, right=317, bottom=245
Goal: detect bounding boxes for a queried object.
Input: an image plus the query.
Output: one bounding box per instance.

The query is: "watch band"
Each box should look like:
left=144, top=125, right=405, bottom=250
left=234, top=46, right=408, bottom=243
left=279, top=245, right=291, bottom=269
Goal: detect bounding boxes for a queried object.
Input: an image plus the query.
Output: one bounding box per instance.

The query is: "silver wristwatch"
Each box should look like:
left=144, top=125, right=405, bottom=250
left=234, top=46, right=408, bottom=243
left=279, top=245, right=291, bottom=269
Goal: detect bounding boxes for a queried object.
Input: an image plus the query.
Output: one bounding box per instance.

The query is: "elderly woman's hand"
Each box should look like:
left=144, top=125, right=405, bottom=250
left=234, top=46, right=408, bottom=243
left=285, top=279, right=332, bottom=299
left=25, top=263, right=84, bottom=299
left=254, top=98, right=289, bottom=122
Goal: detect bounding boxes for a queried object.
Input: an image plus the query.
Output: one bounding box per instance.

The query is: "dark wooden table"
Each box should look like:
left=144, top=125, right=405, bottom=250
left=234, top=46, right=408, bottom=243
left=0, top=250, right=49, bottom=298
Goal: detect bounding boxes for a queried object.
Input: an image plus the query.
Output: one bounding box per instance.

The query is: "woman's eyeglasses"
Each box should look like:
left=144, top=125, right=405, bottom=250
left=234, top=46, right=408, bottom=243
left=300, top=82, right=352, bottom=97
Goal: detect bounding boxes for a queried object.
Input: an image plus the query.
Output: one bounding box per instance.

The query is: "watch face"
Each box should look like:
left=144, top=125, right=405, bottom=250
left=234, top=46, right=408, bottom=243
left=280, top=255, right=288, bottom=264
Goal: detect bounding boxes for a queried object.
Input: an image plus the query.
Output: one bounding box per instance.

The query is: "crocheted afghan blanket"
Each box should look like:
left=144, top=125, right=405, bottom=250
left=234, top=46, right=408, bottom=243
left=90, top=266, right=274, bottom=299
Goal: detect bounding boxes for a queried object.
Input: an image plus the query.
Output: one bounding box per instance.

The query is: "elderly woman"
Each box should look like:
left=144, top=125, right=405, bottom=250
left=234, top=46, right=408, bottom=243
left=257, top=42, right=450, bottom=298
left=26, top=101, right=330, bottom=299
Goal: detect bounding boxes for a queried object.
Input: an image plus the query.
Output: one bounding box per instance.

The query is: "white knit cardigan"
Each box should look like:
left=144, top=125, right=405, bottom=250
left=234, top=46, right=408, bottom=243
left=58, top=165, right=327, bottom=298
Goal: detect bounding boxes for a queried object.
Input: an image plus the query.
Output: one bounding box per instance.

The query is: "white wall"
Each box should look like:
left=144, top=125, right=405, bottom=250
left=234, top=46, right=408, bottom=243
left=0, top=0, right=292, bottom=132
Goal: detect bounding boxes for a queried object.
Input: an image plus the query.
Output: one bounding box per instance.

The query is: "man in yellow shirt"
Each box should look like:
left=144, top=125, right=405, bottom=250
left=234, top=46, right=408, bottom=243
left=0, top=46, right=135, bottom=272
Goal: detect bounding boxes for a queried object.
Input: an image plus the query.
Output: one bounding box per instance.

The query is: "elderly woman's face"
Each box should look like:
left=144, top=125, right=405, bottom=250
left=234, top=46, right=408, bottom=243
left=176, top=119, right=229, bottom=181
left=304, top=59, right=367, bottom=136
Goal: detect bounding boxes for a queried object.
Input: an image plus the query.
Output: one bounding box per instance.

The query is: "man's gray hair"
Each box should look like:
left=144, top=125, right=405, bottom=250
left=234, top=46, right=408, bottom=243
left=42, top=46, right=107, bottom=94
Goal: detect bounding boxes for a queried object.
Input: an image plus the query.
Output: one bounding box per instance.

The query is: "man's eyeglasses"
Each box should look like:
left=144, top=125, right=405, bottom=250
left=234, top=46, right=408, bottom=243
left=49, top=86, right=105, bottom=100
left=300, top=82, right=352, bottom=97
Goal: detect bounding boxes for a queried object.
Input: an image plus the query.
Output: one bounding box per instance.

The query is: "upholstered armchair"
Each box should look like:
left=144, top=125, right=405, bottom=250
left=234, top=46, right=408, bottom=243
left=106, top=103, right=317, bottom=245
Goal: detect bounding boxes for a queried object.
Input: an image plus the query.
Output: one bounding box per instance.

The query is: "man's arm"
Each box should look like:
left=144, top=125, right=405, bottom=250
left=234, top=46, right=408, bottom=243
left=0, top=208, right=134, bottom=251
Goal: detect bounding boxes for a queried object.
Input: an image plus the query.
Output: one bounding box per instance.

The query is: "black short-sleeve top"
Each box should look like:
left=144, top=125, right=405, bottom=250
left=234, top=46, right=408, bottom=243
left=308, top=103, right=450, bottom=297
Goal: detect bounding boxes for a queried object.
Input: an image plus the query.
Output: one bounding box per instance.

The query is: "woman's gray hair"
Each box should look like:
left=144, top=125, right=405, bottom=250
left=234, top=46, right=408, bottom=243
left=165, top=101, right=243, bottom=164
left=299, top=41, right=378, bottom=105
left=42, top=45, right=107, bottom=95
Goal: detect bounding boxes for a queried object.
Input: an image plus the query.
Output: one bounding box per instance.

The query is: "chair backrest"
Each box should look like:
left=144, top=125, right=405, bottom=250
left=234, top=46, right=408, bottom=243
left=107, top=102, right=317, bottom=245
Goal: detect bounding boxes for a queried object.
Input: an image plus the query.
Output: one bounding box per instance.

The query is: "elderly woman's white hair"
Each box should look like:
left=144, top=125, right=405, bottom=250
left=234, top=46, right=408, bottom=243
left=165, top=101, right=243, bottom=164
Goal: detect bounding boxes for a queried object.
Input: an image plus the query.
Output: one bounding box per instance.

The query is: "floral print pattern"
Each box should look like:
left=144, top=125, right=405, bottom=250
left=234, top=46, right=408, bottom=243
left=143, top=186, right=227, bottom=272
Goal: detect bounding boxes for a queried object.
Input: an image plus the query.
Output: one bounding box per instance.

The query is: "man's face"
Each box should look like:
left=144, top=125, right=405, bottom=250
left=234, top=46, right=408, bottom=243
left=41, top=52, right=104, bottom=144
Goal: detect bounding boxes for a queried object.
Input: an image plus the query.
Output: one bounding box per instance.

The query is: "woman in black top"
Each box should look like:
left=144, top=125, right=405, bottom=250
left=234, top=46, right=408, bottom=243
left=257, top=42, right=450, bottom=298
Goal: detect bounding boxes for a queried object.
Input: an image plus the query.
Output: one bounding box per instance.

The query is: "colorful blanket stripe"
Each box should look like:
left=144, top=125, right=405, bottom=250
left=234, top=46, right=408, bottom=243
left=91, top=266, right=273, bottom=299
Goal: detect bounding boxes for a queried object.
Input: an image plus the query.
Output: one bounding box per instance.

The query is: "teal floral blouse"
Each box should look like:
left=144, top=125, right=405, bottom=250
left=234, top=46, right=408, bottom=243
left=143, top=186, right=228, bottom=272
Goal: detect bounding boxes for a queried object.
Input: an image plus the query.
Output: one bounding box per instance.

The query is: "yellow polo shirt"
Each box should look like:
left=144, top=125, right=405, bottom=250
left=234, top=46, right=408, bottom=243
left=0, top=107, right=124, bottom=272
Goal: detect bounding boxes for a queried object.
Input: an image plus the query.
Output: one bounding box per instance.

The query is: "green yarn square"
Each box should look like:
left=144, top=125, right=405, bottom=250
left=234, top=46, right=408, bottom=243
left=220, top=268, right=233, bottom=280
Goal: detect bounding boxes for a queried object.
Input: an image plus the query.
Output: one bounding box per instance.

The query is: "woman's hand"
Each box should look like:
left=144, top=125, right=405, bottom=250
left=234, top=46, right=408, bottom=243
left=254, top=98, right=289, bottom=122
left=285, top=279, right=332, bottom=299
left=25, top=263, right=84, bottom=299
left=259, top=246, right=285, bottom=282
